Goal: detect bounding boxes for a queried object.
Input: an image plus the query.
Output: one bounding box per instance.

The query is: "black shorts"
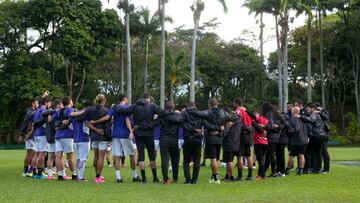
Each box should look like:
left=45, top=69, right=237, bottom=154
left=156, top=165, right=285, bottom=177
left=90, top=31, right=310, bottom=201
left=223, top=151, right=239, bottom=163
left=136, top=135, right=156, bottom=162
left=205, top=144, right=221, bottom=160
left=239, top=142, right=251, bottom=157
left=289, top=145, right=306, bottom=156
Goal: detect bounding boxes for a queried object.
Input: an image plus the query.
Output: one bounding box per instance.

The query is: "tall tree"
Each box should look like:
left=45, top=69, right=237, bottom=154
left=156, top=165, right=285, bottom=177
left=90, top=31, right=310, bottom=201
left=159, top=0, right=168, bottom=108
left=295, top=0, right=320, bottom=103
left=189, top=0, right=228, bottom=103
left=166, top=49, right=188, bottom=102
left=118, top=0, right=134, bottom=103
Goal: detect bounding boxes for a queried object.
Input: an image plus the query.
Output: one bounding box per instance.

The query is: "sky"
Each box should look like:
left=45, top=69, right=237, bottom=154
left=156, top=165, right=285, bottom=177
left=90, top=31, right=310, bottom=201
left=101, top=0, right=307, bottom=59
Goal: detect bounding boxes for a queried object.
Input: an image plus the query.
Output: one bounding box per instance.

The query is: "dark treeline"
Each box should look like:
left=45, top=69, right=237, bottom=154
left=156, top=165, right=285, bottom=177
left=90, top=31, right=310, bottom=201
left=1, top=0, right=360, bottom=144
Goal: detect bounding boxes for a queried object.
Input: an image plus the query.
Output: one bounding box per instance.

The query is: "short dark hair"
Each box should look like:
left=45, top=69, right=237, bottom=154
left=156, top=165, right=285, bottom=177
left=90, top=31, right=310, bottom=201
left=187, top=101, right=196, bottom=108
left=29, top=99, right=37, bottom=106
left=165, top=101, right=175, bottom=110
left=308, top=103, right=317, bottom=109
left=40, top=97, right=50, bottom=105
left=296, top=100, right=303, bottom=106
left=62, top=96, right=72, bottom=106
left=52, top=99, right=62, bottom=109
left=314, top=102, right=322, bottom=108
left=118, top=94, right=126, bottom=102
left=208, top=98, right=218, bottom=108
left=143, top=92, right=151, bottom=99
left=233, top=98, right=243, bottom=106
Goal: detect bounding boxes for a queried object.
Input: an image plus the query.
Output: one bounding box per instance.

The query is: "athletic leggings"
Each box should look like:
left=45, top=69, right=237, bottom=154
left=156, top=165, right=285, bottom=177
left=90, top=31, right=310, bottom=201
left=254, top=144, right=267, bottom=178
left=322, top=141, right=330, bottom=171
left=275, top=143, right=286, bottom=174
left=183, top=141, right=202, bottom=182
left=310, top=141, right=324, bottom=173
left=265, top=142, right=277, bottom=175
left=160, top=144, right=179, bottom=182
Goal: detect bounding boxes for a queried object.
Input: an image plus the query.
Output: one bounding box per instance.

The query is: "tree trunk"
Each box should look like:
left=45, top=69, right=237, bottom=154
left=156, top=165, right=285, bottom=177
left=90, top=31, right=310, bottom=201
left=144, top=38, right=149, bottom=92
left=307, top=17, right=312, bottom=103
left=75, top=68, right=86, bottom=103
left=190, top=16, right=200, bottom=103
left=260, top=12, right=264, bottom=62
left=275, top=15, right=283, bottom=111
left=283, top=29, right=289, bottom=109
left=160, top=0, right=166, bottom=108
left=126, top=13, right=132, bottom=104
left=170, top=82, right=174, bottom=102
left=319, top=10, right=325, bottom=107
left=121, top=45, right=124, bottom=94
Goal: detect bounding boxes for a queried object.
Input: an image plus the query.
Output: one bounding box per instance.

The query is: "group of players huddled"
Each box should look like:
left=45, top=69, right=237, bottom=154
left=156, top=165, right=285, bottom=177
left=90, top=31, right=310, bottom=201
left=19, top=91, right=330, bottom=184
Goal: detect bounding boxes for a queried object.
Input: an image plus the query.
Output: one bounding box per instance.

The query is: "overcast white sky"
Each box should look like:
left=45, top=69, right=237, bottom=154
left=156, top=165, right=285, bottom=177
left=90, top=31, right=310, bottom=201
left=101, top=0, right=306, bottom=59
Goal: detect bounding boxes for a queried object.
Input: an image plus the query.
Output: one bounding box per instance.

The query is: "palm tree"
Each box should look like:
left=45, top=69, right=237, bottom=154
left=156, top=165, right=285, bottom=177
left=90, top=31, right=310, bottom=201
left=243, top=0, right=284, bottom=110
left=166, top=49, right=188, bottom=102
left=295, top=0, right=320, bottom=103
left=118, top=0, right=135, bottom=103
left=137, top=7, right=161, bottom=93
left=190, top=0, right=228, bottom=103
left=159, top=0, right=168, bottom=108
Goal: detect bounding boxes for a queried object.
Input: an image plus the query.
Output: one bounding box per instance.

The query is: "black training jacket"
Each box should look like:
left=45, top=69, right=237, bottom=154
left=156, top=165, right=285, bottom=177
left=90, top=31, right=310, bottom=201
left=159, top=110, right=183, bottom=147
left=181, top=107, right=205, bottom=144
left=301, top=112, right=326, bottom=142
left=278, top=112, right=290, bottom=145
left=202, top=108, right=238, bottom=145
left=222, top=118, right=242, bottom=152
left=266, top=111, right=285, bottom=143
left=42, top=109, right=56, bottom=143
left=113, top=99, right=162, bottom=136
left=80, top=105, right=110, bottom=142
left=287, top=116, right=308, bottom=146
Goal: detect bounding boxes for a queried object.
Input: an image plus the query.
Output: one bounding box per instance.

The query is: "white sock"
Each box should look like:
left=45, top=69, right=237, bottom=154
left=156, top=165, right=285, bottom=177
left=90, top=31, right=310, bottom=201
left=47, top=168, right=53, bottom=177
left=132, top=170, right=137, bottom=178
left=62, top=169, right=66, bottom=177
left=58, top=171, right=62, bottom=176
left=115, top=170, right=121, bottom=180
left=78, top=166, right=85, bottom=180
left=72, top=170, right=77, bottom=176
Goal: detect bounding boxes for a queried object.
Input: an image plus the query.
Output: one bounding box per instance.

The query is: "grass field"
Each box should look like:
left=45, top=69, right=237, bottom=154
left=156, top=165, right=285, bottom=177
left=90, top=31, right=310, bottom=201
left=0, top=147, right=360, bottom=203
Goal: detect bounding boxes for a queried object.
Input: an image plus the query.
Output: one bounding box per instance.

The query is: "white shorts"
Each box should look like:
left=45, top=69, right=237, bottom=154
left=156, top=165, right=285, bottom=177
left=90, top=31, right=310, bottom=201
left=74, top=142, right=90, bottom=161
left=55, top=139, right=74, bottom=153
left=47, top=143, right=56, bottom=153
left=34, top=136, right=48, bottom=152
left=154, top=140, right=160, bottom=151
left=178, top=139, right=184, bottom=150
left=25, top=139, right=35, bottom=150
left=132, top=142, right=137, bottom=150
left=112, top=138, right=134, bottom=157
left=92, top=141, right=109, bottom=151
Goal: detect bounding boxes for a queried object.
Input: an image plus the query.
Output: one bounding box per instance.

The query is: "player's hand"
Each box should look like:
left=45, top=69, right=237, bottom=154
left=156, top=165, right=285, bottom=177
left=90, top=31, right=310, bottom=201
left=97, top=129, right=105, bottom=135
left=129, top=132, right=134, bottom=140
left=62, top=120, right=69, bottom=125
left=194, top=129, right=202, bottom=135
left=90, top=120, right=95, bottom=124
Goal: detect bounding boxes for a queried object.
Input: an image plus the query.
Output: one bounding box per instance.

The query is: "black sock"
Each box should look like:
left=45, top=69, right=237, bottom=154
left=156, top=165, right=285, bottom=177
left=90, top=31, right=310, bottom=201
left=151, top=168, right=158, bottom=180
left=38, top=167, right=43, bottom=176
left=238, top=168, right=243, bottom=178
left=213, top=173, right=219, bottom=181
left=23, top=166, right=28, bottom=173
left=141, top=169, right=146, bottom=180
left=225, top=173, right=229, bottom=179
left=107, top=161, right=110, bottom=165
left=248, top=168, right=253, bottom=177
left=96, top=173, right=100, bottom=178
left=32, top=167, right=37, bottom=175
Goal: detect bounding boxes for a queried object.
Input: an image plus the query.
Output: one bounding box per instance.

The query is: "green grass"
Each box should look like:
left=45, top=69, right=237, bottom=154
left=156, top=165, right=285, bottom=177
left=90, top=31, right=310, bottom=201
left=0, top=147, right=360, bottom=203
